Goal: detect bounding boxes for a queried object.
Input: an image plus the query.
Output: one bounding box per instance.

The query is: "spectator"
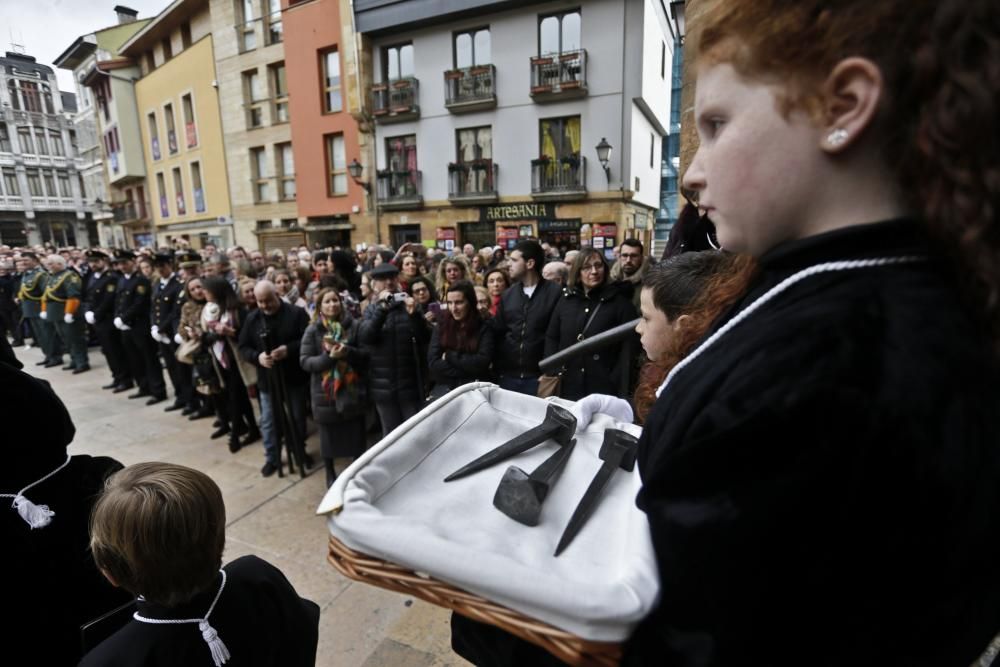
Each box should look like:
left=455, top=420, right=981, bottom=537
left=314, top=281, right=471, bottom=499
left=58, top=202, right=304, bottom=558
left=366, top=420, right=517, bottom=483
left=491, top=240, right=561, bottom=395
left=177, top=276, right=215, bottom=420
left=563, top=249, right=580, bottom=266
left=359, top=263, right=430, bottom=435
left=274, top=269, right=307, bottom=310
left=427, top=280, right=494, bottom=398
left=238, top=277, right=258, bottom=311
left=249, top=250, right=266, bottom=276
left=329, top=249, right=362, bottom=297
left=407, top=275, right=440, bottom=326
left=462, top=243, right=476, bottom=263
left=474, top=285, right=491, bottom=320
left=137, top=255, right=154, bottom=279
left=398, top=253, right=420, bottom=292
left=300, top=288, right=369, bottom=487
left=541, top=261, right=568, bottom=287
left=483, top=268, right=509, bottom=316
left=610, top=239, right=650, bottom=310
left=293, top=266, right=314, bottom=315
left=435, top=255, right=471, bottom=297
left=239, top=281, right=313, bottom=477
left=359, top=271, right=377, bottom=312
left=544, top=248, right=637, bottom=400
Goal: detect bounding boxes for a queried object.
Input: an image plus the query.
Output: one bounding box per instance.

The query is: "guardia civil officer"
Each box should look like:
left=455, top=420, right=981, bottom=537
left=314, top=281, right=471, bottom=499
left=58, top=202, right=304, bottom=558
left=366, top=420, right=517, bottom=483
left=112, top=249, right=166, bottom=405
left=42, top=253, right=89, bottom=373
left=83, top=250, right=131, bottom=391
left=19, top=252, right=63, bottom=367
left=150, top=251, right=194, bottom=412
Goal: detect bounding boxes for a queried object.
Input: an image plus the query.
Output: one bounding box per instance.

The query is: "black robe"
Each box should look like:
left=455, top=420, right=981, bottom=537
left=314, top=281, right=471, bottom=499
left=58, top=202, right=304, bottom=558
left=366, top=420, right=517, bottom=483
left=624, top=220, right=1000, bottom=665
left=80, top=555, right=319, bottom=666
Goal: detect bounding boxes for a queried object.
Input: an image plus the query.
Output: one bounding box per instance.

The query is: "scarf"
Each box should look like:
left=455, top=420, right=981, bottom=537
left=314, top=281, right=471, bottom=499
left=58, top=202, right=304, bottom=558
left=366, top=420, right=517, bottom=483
left=319, top=316, right=360, bottom=409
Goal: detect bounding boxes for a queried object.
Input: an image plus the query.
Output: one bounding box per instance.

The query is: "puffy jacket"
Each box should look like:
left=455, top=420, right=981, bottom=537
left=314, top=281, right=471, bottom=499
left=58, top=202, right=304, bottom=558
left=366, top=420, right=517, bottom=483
left=491, top=278, right=562, bottom=378
left=300, top=316, right=369, bottom=423
left=358, top=300, right=431, bottom=402
left=427, top=318, right=495, bottom=390
left=544, top=281, right=637, bottom=400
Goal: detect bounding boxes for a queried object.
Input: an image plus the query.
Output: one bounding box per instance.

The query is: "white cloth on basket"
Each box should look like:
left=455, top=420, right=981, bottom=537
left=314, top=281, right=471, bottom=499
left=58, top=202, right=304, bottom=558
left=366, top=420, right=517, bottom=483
left=317, top=383, right=659, bottom=642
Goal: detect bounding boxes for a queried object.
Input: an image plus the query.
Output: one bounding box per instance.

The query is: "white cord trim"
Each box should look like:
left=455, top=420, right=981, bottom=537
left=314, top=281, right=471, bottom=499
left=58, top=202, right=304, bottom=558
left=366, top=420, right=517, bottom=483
left=133, top=569, right=231, bottom=666
left=0, top=454, right=72, bottom=529
left=655, top=256, right=926, bottom=399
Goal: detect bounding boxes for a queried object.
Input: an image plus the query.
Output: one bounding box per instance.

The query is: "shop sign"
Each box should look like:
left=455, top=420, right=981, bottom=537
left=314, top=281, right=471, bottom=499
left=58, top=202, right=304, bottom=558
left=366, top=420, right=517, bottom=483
left=538, top=219, right=582, bottom=232
left=481, top=202, right=554, bottom=222
left=592, top=223, right=618, bottom=237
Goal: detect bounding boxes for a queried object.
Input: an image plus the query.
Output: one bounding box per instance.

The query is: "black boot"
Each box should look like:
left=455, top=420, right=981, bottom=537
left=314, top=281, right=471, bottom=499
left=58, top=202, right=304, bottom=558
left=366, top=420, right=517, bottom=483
left=324, top=458, right=337, bottom=488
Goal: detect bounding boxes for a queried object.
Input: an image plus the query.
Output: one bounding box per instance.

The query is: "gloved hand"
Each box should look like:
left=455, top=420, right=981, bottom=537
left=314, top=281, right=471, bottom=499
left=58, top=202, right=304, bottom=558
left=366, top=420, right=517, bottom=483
left=113, top=316, right=125, bottom=330
left=64, top=313, right=74, bottom=324
left=160, top=334, right=172, bottom=345
left=84, top=311, right=96, bottom=325
left=568, top=394, right=634, bottom=432
left=173, top=332, right=183, bottom=344
left=150, top=325, right=160, bottom=340
left=39, top=310, right=47, bottom=320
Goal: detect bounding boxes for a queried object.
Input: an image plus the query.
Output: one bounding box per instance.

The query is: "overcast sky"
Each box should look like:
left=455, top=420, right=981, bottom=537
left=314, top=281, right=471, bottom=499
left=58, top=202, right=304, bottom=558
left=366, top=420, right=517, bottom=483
left=1, top=0, right=170, bottom=93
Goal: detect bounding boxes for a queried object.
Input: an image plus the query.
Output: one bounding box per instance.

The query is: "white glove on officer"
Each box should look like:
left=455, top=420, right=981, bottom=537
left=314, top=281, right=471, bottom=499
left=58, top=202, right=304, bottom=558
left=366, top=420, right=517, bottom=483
left=173, top=332, right=183, bottom=345
left=568, top=394, right=634, bottom=433
left=39, top=310, right=47, bottom=320
left=64, top=313, right=74, bottom=324
left=113, top=316, right=125, bottom=330
left=160, top=334, right=172, bottom=345
left=84, top=311, right=96, bottom=325
left=151, top=325, right=160, bottom=341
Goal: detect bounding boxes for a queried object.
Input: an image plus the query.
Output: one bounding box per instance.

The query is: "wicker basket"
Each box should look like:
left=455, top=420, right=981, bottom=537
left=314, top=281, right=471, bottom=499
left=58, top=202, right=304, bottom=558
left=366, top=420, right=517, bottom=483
left=328, top=534, right=622, bottom=666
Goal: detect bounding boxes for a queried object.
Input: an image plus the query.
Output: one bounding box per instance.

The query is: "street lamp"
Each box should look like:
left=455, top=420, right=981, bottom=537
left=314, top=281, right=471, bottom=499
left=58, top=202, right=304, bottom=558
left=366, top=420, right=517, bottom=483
left=595, top=137, right=612, bottom=183
left=348, top=158, right=381, bottom=245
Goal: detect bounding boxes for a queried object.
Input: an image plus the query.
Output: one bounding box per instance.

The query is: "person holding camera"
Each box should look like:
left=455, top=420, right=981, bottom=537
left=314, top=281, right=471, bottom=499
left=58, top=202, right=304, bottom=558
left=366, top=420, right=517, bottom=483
left=359, top=263, right=431, bottom=436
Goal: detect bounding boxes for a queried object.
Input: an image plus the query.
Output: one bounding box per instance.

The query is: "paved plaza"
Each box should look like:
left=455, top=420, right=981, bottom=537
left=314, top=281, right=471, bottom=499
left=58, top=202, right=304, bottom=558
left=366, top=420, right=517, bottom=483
left=13, top=344, right=468, bottom=667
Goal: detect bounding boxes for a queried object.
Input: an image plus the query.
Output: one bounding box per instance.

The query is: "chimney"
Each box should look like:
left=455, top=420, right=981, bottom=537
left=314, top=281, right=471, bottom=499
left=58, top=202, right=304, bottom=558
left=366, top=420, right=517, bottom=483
left=114, top=5, right=138, bottom=24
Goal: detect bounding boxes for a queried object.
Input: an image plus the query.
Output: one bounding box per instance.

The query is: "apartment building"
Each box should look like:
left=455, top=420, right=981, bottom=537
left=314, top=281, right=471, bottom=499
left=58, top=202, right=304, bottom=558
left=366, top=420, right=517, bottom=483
left=0, top=51, right=90, bottom=247
left=120, top=0, right=233, bottom=250
left=352, top=0, right=675, bottom=254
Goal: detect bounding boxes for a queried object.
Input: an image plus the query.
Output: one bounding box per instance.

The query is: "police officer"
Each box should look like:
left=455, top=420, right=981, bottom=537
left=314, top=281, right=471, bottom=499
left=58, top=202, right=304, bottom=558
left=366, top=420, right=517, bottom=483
left=83, top=250, right=131, bottom=391
left=19, top=252, right=63, bottom=367
left=112, top=249, right=166, bottom=405
left=0, top=256, right=20, bottom=346
left=42, top=254, right=89, bottom=373
left=150, top=251, right=193, bottom=413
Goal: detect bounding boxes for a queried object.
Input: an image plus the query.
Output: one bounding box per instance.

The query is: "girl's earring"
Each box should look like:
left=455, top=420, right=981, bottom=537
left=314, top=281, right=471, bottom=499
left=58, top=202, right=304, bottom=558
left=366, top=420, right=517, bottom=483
left=827, top=128, right=849, bottom=147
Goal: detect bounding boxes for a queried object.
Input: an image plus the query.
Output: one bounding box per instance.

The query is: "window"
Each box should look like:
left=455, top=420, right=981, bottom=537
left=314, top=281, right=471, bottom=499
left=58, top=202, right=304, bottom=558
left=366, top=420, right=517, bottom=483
left=256, top=219, right=272, bottom=231
left=42, top=170, right=57, bottom=197
left=161, top=37, right=173, bottom=62
left=321, top=50, right=341, bottom=113
left=3, top=168, right=19, bottom=196
left=239, top=0, right=257, bottom=51
left=42, top=84, right=55, bottom=114
left=148, top=111, right=161, bottom=160
left=244, top=70, right=265, bottom=128
left=191, top=161, right=206, bottom=212
left=26, top=169, right=42, bottom=197
left=181, top=22, right=192, bottom=48
left=270, top=63, right=288, bottom=122
left=17, top=127, right=33, bottom=154
left=33, top=128, right=48, bottom=155
left=456, top=126, right=493, bottom=193
left=57, top=173, right=71, bottom=197
left=164, top=103, right=178, bottom=154
left=324, top=133, right=346, bottom=196
left=251, top=146, right=270, bottom=202
left=266, top=0, right=282, bottom=45
left=383, top=43, right=414, bottom=82
left=454, top=28, right=490, bottom=69
left=145, top=52, right=156, bottom=73
left=156, top=172, right=169, bottom=217
left=276, top=142, right=295, bottom=200
left=172, top=166, right=186, bottom=215
left=20, top=81, right=41, bottom=112
left=137, top=185, right=148, bottom=218
left=182, top=93, right=197, bottom=148
left=49, top=130, right=64, bottom=157
left=539, top=10, right=581, bottom=55
left=7, top=81, right=18, bottom=110
left=0, top=124, right=9, bottom=152
left=539, top=116, right=581, bottom=160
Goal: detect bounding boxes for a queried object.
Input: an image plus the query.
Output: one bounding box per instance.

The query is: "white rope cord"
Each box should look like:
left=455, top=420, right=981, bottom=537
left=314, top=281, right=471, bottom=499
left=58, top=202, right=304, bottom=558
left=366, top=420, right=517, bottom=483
left=655, top=256, right=926, bottom=399
left=0, top=454, right=72, bottom=529
left=133, top=569, right=231, bottom=666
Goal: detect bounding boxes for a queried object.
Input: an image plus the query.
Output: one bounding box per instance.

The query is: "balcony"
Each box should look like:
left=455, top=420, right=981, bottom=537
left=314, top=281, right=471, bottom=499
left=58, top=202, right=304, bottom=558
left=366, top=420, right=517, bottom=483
left=444, top=65, right=497, bottom=113
left=530, top=50, right=588, bottom=102
left=372, top=78, right=420, bottom=123
left=112, top=200, right=150, bottom=224
left=448, top=161, right=498, bottom=205
left=376, top=169, right=422, bottom=210
left=531, top=155, right=586, bottom=201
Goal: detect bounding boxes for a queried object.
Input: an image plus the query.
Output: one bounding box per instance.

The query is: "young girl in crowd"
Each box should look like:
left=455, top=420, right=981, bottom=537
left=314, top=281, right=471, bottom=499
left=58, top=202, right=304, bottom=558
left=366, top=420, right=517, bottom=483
left=624, top=1, right=1000, bottom=664
left=426, top=280, right=494, bottom=399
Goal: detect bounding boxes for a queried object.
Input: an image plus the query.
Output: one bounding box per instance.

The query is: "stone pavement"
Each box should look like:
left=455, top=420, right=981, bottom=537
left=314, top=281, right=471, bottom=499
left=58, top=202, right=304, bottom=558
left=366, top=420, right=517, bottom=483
left=12, top=343, right=469, bottom=667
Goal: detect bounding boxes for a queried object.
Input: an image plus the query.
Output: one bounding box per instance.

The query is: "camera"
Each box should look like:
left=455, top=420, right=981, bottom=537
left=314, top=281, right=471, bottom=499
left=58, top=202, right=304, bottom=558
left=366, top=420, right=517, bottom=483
left=382, top=292, right=408, bottom=306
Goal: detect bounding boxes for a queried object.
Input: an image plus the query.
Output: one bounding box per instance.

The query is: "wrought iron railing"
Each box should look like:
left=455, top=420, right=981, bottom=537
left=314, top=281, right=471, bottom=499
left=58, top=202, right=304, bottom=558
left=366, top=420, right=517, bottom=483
left=531, top=155, right=586, bottom=194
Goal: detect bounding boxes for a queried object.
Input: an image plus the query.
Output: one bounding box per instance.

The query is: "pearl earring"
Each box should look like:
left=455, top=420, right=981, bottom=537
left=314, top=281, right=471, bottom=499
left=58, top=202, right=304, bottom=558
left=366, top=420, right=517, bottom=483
left=827, top=128, right=849, bottom=147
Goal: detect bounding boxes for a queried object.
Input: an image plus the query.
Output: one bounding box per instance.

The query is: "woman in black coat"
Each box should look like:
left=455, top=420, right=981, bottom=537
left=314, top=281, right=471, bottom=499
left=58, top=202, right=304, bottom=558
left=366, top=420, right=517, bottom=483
left=427, top=280, right=494, bottom=398
left=544, top=248, right=637, bottom=401
left=300, top=288, right=369, bottom=487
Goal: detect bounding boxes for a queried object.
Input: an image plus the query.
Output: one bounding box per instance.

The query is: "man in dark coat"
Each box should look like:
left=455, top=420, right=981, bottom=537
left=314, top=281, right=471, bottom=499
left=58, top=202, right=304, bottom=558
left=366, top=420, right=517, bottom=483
left=83, top=250, right=131, bottom=391
left=490, top=240, right=561, bottom=395
left=358, top=262, right=430, bottom=436
left=112, top=250, right=167, bottom=404
left=238, top=280, right=311, bottom=477
left=150, top=251, right=193, bottom=413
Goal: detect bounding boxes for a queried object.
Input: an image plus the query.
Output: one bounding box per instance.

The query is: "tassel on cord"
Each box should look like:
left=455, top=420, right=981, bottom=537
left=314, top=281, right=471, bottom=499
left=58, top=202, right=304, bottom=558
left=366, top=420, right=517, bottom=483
left=199, top=620, right=231, bottom=666
left=12, top=495, right=55, bottom=529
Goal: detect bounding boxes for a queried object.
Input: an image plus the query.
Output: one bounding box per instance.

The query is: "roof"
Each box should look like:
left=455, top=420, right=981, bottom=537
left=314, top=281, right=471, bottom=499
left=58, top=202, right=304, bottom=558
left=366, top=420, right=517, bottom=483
left=53, top=36, right=98, bottom=70
left=118, top=0, right=206, bottom=56
left=1, top=52, right=53, bottom=79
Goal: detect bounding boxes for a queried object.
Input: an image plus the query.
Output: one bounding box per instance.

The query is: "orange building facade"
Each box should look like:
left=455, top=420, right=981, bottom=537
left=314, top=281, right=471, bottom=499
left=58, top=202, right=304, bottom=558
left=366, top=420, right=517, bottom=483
left=284, top=0, right=366, bottom=248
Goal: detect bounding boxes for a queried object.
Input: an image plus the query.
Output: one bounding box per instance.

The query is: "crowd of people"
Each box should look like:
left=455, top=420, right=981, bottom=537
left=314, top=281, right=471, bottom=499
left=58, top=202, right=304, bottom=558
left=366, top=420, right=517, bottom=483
left=0, top=236, right=654, bottom=487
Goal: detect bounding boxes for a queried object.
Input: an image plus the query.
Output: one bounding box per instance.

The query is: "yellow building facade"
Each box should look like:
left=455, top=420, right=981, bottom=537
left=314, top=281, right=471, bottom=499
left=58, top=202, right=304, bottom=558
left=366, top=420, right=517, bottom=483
left=122, top=1, right=233, bottom=249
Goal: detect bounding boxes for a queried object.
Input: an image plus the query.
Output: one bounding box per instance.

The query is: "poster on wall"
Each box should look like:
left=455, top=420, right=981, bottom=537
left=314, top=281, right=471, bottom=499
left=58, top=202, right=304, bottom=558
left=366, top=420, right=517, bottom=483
left=592, top=237, right=605, bottom=249
left=436, top=227, right=457, bottom=250
left=496, top=226, right=520, bottom=250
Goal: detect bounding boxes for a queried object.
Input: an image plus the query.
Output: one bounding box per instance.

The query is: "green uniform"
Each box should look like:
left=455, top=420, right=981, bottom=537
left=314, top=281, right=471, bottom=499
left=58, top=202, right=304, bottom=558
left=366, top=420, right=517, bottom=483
left=20, top=267, right=61, bottom=362
left=45, top=269, right=88, bottom=369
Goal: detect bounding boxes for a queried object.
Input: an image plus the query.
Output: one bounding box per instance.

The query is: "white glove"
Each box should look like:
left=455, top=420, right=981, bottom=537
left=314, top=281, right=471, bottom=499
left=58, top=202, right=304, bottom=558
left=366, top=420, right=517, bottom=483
left=120, top=322, right=132, bottom=331
left=39, top=310, right=47, bottom=320
left=151, top=325, right=160, bottom=339
left=568, top=394, right=634, bottom=433
left=160, top=334, right=172, bottom=345
left=84, top=311, right=95, bottom=325
left=113, top=316, right=125, bottom=330
left=173, top=332, right=183, bottom=344
left=64, top=313, right=74, bottom=324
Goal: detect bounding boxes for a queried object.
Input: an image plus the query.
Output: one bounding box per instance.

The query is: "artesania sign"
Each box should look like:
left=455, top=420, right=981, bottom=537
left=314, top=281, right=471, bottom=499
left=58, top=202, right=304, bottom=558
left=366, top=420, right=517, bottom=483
left=480, top=203, right=554, bottom=222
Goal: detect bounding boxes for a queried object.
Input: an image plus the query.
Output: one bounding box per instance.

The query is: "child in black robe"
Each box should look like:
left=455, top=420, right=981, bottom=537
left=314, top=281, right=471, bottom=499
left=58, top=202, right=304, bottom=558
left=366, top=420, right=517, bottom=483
left=80, top=462, right=319, bottom=667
